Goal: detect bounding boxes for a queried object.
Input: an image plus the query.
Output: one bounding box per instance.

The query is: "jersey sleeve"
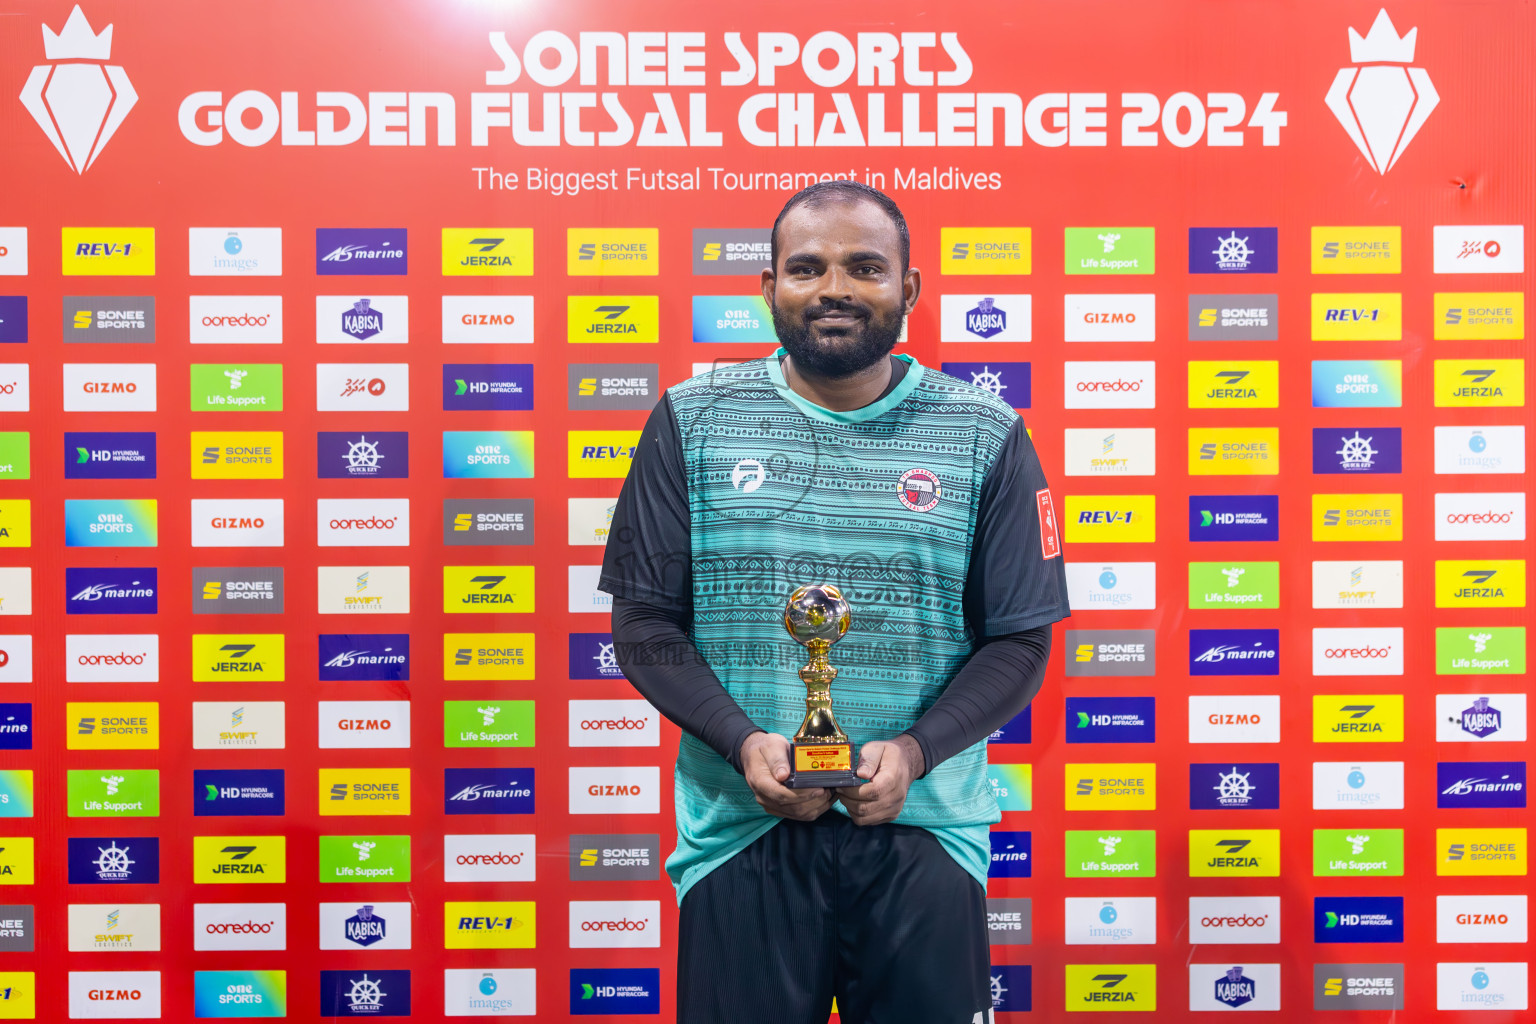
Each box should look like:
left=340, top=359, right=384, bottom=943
left=598, top=392, right=693, bottom=613
left=962, top=416, right=1071, bottom=637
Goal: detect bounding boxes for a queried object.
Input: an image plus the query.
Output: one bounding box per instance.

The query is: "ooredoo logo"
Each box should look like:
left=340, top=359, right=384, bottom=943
left=1190, top=897, right=1281, bottom=943
left=1313, top=628, right=1404, bottom=676
left=569, top=901, right=660, bottom=949
left=193, top=903, right=287, bottom=950
left=64, top=634, right=158, bottom=682
left=191, top=499, right=284, bottom=547
left=1436, top=492, right=1527, bottom=541
left=189, top=296, right=283, bottom=344
left=568, top=700, right=659, bottom=748
left=1064, top=361, right=1156, bottom=409
left=443, top=834, right=535, bottom=883
left=317, top=499, right=410, bottom=547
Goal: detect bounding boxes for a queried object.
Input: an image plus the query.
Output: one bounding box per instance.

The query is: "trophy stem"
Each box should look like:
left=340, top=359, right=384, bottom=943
left=793, top=638, right=849, bottom=744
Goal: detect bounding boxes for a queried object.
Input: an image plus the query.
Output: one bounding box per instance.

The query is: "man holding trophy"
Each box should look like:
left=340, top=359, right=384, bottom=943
left=600, top=181, right=1069, bottom=1023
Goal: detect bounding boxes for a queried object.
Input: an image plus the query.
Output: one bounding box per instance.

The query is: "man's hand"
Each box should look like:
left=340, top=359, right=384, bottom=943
left=740, top=732, right=833, bottom=821
left=837, top=735, right=925, bottom=827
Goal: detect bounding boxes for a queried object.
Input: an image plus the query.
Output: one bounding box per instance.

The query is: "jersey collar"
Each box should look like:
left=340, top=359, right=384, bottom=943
left=766, top=347, right=924, bottom=424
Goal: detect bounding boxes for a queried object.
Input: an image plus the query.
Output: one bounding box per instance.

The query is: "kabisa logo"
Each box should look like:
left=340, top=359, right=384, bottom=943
left=568, top=633, right=623, bottom=680
left=342, top=905, right=387, bottom=948
left=1189, top=763, right=1280, bottom=810
left=1188, top=227, right=1279, bottom=273
left=318, top=634, right=409, bottom=682
left=1312, top=761, right=1405, bottom=810
left=65, top=567, right=156, bottom=614
left=1214, top=967, right=1258, bottom=1009
left=20, top=6, right=137, bottom=174
left=319, top=970, right=410, bottom=1018
left=1434, top=425, right=1526, bottom=475
left=940, top=294, right=1032, bottom=342
left=1438, top=694, right=1527, bottom=742
left=1437, top=761, right=1527, bottom=810
left=342, top=298, right=383, bottom=340
left=444, top=768, right=534, bottom=815
left=989, top=831, right=1031, bottom=878
left=1325, top=9, right=1438, bottom=174
left=1312, top=427, right=1402, bottom=474
left=316, top=229, right=407, bottom=275
left=317, top=431, right=408, bottom=479
left=67, top=836, right=157, bottom=884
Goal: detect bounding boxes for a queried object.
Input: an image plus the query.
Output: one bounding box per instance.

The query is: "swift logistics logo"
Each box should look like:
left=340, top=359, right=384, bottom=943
left=1188, top=227, right=1278, bottom=273
left=191, top=701, right=284, bottom=750
left=316, top=229, right=406, bottom=275
left=566, top=296, right=659, bottom=343
left=1312, top=561, right=1403, bottom=608
left=317, top=566, right=410, bottom=615
left=1312, top=696, right=1405, bottom=742
left=1063, top=429, right=1156, bottom=476
left=66, top=567, right=156, bottom=614
left=441, top=229, right=533, bottom=276
left=0, top=769, right=33, bottom=817
left=1434, top=359, right=1525, bottom=407
left=940, top=228, right=1032, bottom=275
left=568, top=228, right=658, bottom=275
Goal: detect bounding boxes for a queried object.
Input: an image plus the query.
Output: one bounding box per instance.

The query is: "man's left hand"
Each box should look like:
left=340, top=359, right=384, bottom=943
left=836, top=735, right=925, bottom=827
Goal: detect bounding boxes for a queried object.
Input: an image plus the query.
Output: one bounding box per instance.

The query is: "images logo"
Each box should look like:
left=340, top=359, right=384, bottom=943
left=1312, top=695, right=1405, bottom=742
left=1188, top=227, right=1279, bottom=274
left=1325, top=9, right=1438, bottom=173
left=1064, top=897, right=1155, bottom=946
left=1064, top=562, right=1156, bottom=610
left=1188, top=428, right=1278, bottom=474
left=1434, top=425, right=1526, bottom=474
left=1312, top=762, right=1405, bottom=810
left=442, top=228, right=533, bottom=276
left=66, top=567, right=155, bottom=614
left=1311, top=359, right=1402, bottom=407
left=21, top=6, right=137, bottom=173
left=940, top=228, right=1032, bottom=275
left=566, top=296, right=660, bottom=343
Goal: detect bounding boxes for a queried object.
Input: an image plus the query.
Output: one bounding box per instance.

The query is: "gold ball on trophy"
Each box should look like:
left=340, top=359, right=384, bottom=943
left=783, top=584, right=851, bottom=646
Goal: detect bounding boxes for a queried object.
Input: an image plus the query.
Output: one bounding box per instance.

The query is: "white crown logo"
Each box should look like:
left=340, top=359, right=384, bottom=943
left=1325, top=9, right=1438, bottom=174
left=19, top=5, right=138, bottom=173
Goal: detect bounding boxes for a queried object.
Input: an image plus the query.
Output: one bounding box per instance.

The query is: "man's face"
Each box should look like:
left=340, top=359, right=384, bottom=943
left=763, top=199, right=919, bottom=378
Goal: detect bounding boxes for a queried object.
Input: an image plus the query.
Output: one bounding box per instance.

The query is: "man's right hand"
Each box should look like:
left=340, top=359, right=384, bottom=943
left=740, top=732, right=833, bottom=821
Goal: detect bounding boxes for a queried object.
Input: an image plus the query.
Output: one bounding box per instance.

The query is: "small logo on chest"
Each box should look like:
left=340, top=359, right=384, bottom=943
left=898, top=468, right=943, bottom=512
left=731, top=459, right=766, bottom=493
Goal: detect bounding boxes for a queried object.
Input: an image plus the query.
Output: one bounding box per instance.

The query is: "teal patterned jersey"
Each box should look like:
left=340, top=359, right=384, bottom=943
left=600, top=350, right=1069, bottom=902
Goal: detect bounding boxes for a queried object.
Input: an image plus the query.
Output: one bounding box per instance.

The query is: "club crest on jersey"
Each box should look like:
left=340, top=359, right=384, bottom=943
left=898, top=468, right=942, bottom=512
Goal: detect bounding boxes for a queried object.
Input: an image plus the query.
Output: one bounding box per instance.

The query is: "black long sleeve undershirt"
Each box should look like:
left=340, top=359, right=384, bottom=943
left=612, top=595, right=1052, bottom=777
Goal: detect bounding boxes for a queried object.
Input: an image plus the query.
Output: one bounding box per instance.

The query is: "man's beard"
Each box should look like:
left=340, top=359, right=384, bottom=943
left=772, top=298, right=905, bottom=378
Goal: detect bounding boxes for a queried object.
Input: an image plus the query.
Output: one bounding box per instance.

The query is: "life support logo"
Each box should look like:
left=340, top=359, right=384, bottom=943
left=898, top=469, right=941, bottom=512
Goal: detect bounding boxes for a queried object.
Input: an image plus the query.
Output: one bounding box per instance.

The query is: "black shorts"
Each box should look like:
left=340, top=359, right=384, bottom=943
left=677, top=811, right=994, bottom=1024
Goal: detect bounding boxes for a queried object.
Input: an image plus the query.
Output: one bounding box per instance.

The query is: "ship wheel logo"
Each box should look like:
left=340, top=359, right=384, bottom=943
left=345, top=435, right=384, bottom=472
left=1211, top=232, right=1254, bottom=271
left=1213, top=766, right=1254, bottom=804
left=345, top=974, right=385, bottom=1009
left=968, top=365, right=1008, bottom=398
left=93, top=841, right=134, bottom=877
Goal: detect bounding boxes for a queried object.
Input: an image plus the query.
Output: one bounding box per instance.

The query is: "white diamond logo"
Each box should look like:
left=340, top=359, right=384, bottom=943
left=19, top=5, right=137, bottom=174
left=1324, top=8, right=1438, bottom=174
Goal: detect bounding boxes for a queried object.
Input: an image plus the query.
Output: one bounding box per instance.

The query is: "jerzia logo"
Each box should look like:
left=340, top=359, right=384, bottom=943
left=20, top=6, right=137, bottom=173
left=1326, top=10, right=1438, bottom=174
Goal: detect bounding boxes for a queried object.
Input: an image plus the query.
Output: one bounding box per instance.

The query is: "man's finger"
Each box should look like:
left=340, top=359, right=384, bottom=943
left=855, top=741, right=887, bottom=780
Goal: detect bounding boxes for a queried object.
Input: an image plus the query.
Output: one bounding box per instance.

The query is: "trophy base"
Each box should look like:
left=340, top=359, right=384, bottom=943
left=786, top=768, right=867, bottom=789
left=786, top=741, right=867, bottom=789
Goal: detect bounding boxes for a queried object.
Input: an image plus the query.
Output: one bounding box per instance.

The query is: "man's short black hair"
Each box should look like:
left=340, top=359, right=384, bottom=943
left=770, top=180, right=911, bottom=273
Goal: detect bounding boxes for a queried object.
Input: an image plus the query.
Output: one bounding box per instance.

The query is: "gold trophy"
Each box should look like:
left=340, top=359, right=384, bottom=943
left=784, top=584, right=867, bottom=789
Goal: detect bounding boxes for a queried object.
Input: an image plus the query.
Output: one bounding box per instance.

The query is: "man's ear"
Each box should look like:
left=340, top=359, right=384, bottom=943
left=760, top=267, right=776, bottom=309
left=902, top=266, right=922, bottom=314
